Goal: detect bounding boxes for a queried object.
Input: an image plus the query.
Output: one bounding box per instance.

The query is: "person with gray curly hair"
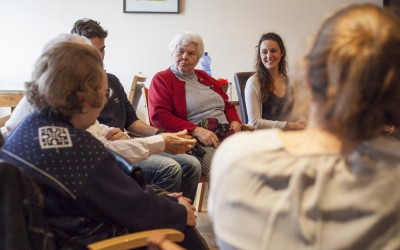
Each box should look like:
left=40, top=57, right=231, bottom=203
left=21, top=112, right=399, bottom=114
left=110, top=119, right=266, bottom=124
left=168, top=31, right=205, bottom=58
left=149, top=31, right=243, bottom=176
left=1, top=39, right=208, bottom=249
left=4, top=33, right=92, bottom=132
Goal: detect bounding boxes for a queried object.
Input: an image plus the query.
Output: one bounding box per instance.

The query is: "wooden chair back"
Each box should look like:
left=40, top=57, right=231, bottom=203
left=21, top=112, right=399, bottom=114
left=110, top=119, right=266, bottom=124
left=233, top=72, right=254, bottom=124
left=142, top=87, right=151, bottom=125
left=0, top=90, right=25, bottom=127
left=128, top=73, right=147, bottom=105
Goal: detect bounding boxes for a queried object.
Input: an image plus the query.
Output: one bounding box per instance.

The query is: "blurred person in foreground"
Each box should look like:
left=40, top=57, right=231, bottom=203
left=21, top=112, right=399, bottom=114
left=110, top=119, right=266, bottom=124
left=0, top=39, right=208, bottom=249
left=209, top=4, right=400, bottom=249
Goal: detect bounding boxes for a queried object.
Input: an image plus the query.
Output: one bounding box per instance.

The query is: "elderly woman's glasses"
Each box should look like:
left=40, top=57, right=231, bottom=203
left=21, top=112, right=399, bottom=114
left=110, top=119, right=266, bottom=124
left=106, top=88, right=113, bottom=99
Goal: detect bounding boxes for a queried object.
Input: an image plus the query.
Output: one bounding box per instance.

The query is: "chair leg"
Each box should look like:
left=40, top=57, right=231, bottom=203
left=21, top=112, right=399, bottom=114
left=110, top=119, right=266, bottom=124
left=195, top=182, right=207, bottom=212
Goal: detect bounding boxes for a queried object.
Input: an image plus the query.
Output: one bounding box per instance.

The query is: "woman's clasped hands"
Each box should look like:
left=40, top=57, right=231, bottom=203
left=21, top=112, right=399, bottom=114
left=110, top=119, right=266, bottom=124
left=193, top=126, right=221, bottom=148
left=168, top=192, right=197, bottom=226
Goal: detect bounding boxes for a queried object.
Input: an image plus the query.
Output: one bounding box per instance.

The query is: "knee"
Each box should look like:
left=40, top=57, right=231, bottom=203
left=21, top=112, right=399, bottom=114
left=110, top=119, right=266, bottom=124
left=184, top=158, right=202, bottom=176
left=193, top=161, right=202, bottom=175
left=183, top=155, right=202, bottom=168
left=163, top=160, right=183, bottom=175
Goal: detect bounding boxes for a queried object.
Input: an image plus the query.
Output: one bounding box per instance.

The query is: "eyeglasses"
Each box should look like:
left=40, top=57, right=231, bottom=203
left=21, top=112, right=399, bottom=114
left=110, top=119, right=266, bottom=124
left=106, top=88, right=113, bottom=99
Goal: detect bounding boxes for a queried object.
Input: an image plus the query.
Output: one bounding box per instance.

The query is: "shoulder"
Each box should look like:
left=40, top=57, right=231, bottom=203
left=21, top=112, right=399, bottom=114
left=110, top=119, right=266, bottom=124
left=365, top=137, right=400, bottom=163
left=217, top=129, right=282, bottom=158
left=154, top=68, right=174, bottom=78
left=194, top=69, right=217, bottom=84
left=213, top=129, right=283, bottom=177
left=75, top=128, right=105, bottom=148
left=6, top=113, right=105, bottom=154
left=247, top=74, right=259, bottom=88
left=245, top=75, right=261, bottom=98
left=106, top=72, right=119, bottom=82
left=152, top=68, right=178, bottom=86
left=194, top=69, right=210, bottom=78
left=107, top=73, right=123, bottom=86
left=106, top=73, right=125, bottom=91
left=210, top=129, right=284, bottom=208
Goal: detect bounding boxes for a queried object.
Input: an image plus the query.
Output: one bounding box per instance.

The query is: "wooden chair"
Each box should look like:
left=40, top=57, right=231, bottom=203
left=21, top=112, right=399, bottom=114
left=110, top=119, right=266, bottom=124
left=233, top=72, right=255, bottom=124
left=142, top=87, right=209, bottom=212
left=88, top=228, right=185, bottom=250
left=194, top=175, right=209, bottom=212
left=142, top=87, right=151, bottom=125
left=125, top=73, right=147, bottom=137
left=0, top=90, right=25, bottom=127
left=128, top=72, right=147, bottom=106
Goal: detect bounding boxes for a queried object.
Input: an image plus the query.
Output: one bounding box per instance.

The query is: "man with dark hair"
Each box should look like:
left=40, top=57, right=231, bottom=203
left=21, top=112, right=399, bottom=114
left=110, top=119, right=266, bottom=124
left=71, top=18, right=108, bottom=38
left=71, top=18, right=201, bottom=201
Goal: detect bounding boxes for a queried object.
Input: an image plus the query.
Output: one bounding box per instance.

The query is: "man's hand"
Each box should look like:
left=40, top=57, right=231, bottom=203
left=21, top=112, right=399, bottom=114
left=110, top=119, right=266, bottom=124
left=161, top=130, right=196, bottom=154
left=105, top=128, right=128, bottom=141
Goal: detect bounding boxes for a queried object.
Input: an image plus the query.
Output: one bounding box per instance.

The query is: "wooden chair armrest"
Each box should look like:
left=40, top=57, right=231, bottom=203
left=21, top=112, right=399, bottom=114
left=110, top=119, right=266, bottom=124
left=241, top=124, right=255, bottom=131
left=147, top=230, right=186, bottom=250
left=87, top=228, right=184, bottom=250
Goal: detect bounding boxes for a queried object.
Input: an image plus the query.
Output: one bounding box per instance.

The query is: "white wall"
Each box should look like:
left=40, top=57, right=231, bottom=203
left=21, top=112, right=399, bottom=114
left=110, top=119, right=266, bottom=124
left=0, top=0, right=382, bottom=119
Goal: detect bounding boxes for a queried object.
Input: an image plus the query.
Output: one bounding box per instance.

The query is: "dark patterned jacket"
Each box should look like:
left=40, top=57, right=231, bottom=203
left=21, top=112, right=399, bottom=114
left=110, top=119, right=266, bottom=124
left=0, top=111, right=186, bottom=245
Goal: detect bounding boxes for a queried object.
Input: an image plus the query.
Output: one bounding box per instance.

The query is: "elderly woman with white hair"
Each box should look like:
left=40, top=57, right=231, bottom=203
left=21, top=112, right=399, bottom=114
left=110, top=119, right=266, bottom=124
left=148, top=31, right=242, bottom=175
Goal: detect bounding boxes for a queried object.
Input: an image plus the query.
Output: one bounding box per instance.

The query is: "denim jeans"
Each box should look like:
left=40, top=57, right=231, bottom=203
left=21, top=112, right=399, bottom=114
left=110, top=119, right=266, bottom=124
left=136, top=152, right=201, bottom=201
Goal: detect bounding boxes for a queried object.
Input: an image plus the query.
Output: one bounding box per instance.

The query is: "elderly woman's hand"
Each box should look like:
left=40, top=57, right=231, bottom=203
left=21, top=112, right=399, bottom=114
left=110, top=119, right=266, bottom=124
left=193, top=126, right=220, bottom=148
left=161, top=130, right=197, bottom=154
left=178, top=196, right=197, bottom=226
left=168, top=192, right=192, bottom=204
left=230, top=121, right=242, bottom=133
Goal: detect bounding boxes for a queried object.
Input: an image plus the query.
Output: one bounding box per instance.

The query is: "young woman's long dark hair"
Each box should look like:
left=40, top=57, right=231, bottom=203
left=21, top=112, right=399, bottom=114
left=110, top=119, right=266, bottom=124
left=255, top=32, right=287, bottom=104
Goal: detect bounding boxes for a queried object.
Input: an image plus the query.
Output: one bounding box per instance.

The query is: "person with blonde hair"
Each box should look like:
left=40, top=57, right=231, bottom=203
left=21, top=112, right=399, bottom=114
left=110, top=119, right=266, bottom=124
left=209, top=4, right=400, bottom=249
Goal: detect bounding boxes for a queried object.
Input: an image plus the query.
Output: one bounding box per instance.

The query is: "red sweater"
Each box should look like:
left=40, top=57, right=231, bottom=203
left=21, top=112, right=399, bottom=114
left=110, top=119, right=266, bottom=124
left=149, top=68, right=241, bottom=135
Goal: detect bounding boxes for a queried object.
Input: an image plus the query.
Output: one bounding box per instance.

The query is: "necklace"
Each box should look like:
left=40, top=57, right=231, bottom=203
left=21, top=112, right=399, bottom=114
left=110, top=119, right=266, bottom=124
left=179, top=72, right=197, bottom=82
left=171, top=65, right=197, bottom=82
left=176, top=69, right=197, bottom=82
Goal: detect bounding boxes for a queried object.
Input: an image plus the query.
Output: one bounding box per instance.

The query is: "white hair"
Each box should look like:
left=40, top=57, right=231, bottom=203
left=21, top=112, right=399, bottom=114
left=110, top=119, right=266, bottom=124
left=169, top=31, right=204, bottom=58
left=42, top=33, right=91, bottom=53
